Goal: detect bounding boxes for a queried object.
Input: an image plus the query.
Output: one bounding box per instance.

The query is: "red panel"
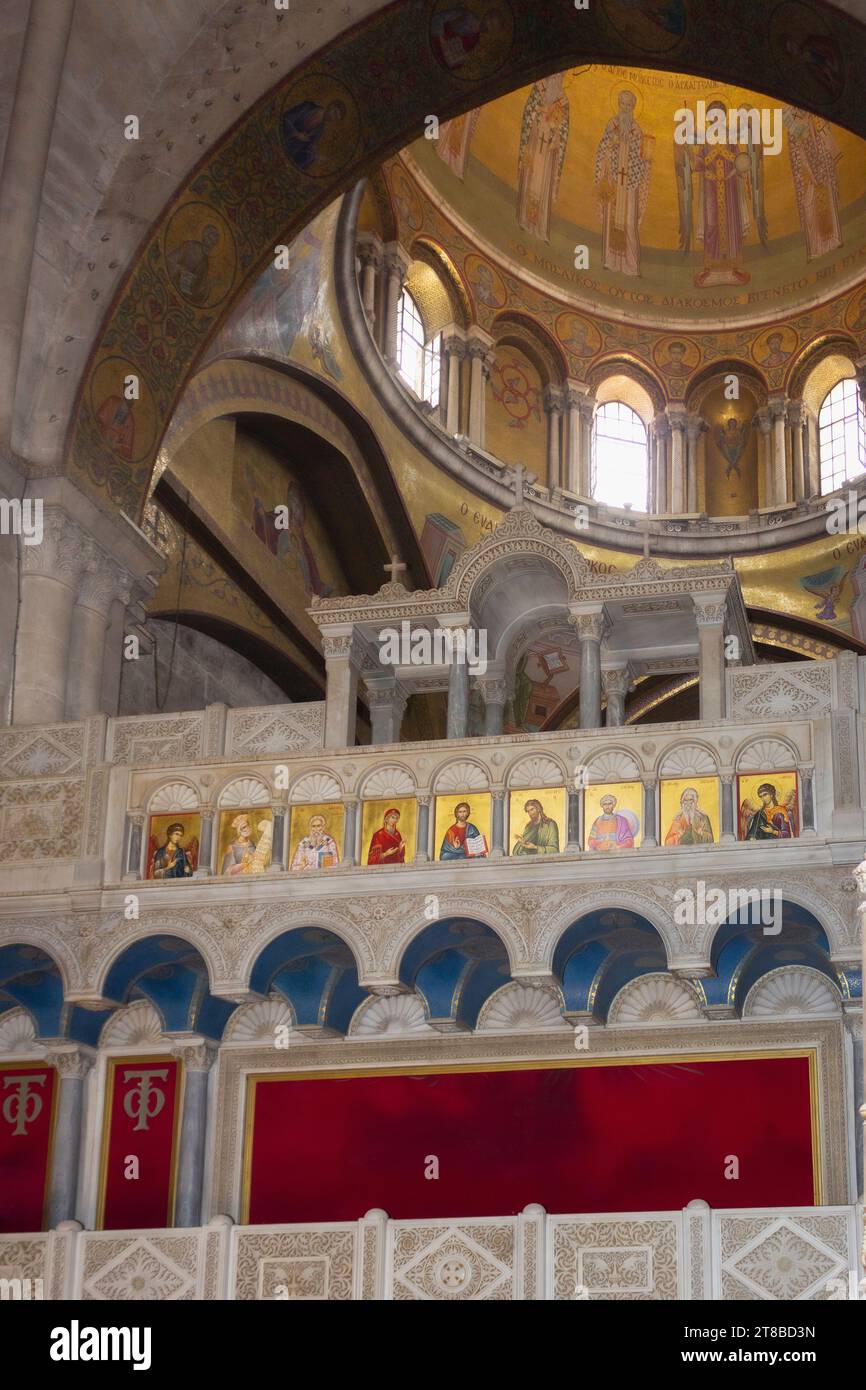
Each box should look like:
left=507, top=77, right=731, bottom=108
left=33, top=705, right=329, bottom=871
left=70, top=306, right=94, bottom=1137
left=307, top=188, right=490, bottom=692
left=0, top=1063, right=56, bottom=1233
left=247, top=1056, right=815, bottom=1223
left=100, top=1058, right=180, bottom=1230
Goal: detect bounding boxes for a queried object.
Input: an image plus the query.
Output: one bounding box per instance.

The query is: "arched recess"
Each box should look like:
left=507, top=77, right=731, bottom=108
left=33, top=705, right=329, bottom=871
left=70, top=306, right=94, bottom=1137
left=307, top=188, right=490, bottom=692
left=550, top=909, right=670, bottom=1023
left=248, top=927, right=366, bottom=1037
left=64, top=0, right=866, bottom=521
left=0, top=944, right=113, bottom=1047
left=689, top=363, right=766, bottom=516
left=395, top=918, right=512, bottom=1031
left=487, top=312, right=569, bottom=482
left=99, top=935, right=235, bottom=1042
left=588, top=357, right=665, bottom=417
left=410, top=237, right=472, bottom=330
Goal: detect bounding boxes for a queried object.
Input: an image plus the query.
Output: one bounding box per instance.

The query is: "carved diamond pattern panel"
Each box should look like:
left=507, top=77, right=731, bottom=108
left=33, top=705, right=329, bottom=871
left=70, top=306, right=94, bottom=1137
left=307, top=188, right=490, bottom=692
left=0, top=778, right=84, bottom=861
left=232, top=1228, right=356, bottom=1301
left=107, top=715, right=204, bottom=766
left=551, top=1217, right=680, bottom=1300
left=729, top=666, right=832, bottom=721
left=227, top=704, right=324, bottom=757
left=717, top=1214, right=852, bottom=1300
left=80, top=1234, right=200, bottom=1300
left=391, top=1222, right=515, bottom=1300
left=0, top=729, right=84, bottom=778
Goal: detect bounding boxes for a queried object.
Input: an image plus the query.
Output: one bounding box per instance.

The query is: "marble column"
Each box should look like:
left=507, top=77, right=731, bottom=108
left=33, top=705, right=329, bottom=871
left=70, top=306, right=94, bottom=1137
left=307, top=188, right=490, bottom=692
left=768, top=395, right=789, bottom=506
left=321, top=630, right=363, bottom=749
left=356, top=234, right=382, bottom=335
left=171, top=1041, right=218, bottom=1228
left=686, top=415, right=703, bottom=514
left=490, top=790, right=505, bottom=859
left=754, top=407, right=773, bottom=508
left=801, top=768, right=816, bottom=835
left=44, top=1046, right=95, bottom=1227
left=364, top=679, right=407, bottom=746
left=788, top=402, right=806, bottom=502
left=467, top=328, right=495, bottom=448
left=0, top=0, right=76, bottom=446
left=564, top=384, right=585, bottom=494
left=13, top=508, right=87, bottom=724
left=720, top=773, right=736, bottom=844
left=572, top=608, right=605, bottom=730
left=66, top=557, right=128, bottom=719
left=123, top=811, right=145, bottom=880
left=641, top=776, right=658, bottom=848
left=446, top=634, right=470, bottom=740
left=843, top=1008, right=864, bottom=1202
left=382, top=243, right=410, bottom=367
left=854, top=856, right=866, bottom=1213
left=196, top=808, right=215, bottom=878
left=441, top=326, right=466, bottom=435
left=578, top=397, right=595, bottom=496
left=415, top=795, right=431, bottom=863
left=342, top=798, right=359, bottom=867
left=269, top=804, right=287, bottom=870
left=543, top=386, right=564, bottom=491
left=566, top=790, right=581, bottom=851
left=652, top=413, right=670, bottom=512
left=484, top=678, right=507, bottom=736
left=602, top=667, right=629, bottom=727
left=667, top=408, right=687, bottom=514
left=694, top=596, right=727, bottom=722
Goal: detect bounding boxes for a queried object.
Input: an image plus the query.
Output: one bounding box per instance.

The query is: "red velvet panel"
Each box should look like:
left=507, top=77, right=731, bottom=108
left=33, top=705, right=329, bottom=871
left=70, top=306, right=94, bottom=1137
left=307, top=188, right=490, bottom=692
left=100, top=1058, right=180, bottom=1230
left=0, top=1063, right=56, bottom=1233
left=246, top=1056, right=816, bottom=1223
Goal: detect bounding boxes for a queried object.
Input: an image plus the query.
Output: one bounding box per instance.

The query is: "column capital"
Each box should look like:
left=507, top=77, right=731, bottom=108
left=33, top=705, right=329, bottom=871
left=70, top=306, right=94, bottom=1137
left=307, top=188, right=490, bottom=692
left=77, top=554, right=131, bottom=616
left=786, top=400, right=806, bottom=427
left=441, top=322, right=467, bottom=357
left=666, top=405, right=688, bottom=433
left=767, top=392, right=789, bottom=422
left=356, top=232, right=383, bottom=269
left=474, top=675, right=507, bottom=705
left=695, top=592, right=728, bottom=625
left=569, top=606, right=608, bottom=643
left=543, top=384, right=565, bottom=415
left=652, top=410, right=671, bottom=438
left=169, top=1038, right=219, bottom=1073
left=640, top=773, right=659, bottom=791
left=321, top=627, right=366, bottom=667
left=466, top=324, right=495, bottom=353
left=382, top=241, right=411, bottom=282
left=601, top=666, right=630, bottom=696
left=753, top=406, right=772, bottom=435
left=686, top=412, right=706, bottom=442
left=43, top=1044, right=96, bottom=1079
left=19, top=506, right=87, bottom=579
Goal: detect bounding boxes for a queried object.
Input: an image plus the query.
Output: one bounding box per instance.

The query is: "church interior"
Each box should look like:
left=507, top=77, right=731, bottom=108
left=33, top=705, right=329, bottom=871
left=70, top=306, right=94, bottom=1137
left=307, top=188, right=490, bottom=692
left=0, top=0, right=865, bottom=1305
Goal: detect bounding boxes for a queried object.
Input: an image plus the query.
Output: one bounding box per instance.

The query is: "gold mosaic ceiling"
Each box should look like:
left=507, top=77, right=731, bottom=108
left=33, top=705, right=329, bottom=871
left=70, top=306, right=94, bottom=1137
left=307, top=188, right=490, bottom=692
left=406, top=64, right=866, bottom=326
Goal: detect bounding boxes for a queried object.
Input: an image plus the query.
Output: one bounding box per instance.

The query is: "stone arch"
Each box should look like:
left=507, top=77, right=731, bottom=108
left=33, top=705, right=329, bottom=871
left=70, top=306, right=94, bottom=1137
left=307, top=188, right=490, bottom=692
left=447, top=507, right=590, bottom=610
left=65, top=0, right=866, bottom=521
left=410, top=236, right=473, bottom=331
left=587, top=355, right=665, bottom=416
left=385, top=903, right=527, bottom=980
left=787, top=333, right=860, bottom=403
left=687, top=360, right=766, bottom=412
left=491, top=311, right=569, bottom=388
left=655, top=740, right=721, bottom=778
left=733, top=733, right=801, bottom=771
left=538, top=895, right=679, bottom=973
left=235, top=911, right=373, bottom=991
left=92, top=923, right=225, bottom=1002
left=431, top=756, right=491, bottom=793
left=0, top=928, right=78, bottom=997
left=356, top=762, right=418, bottom=800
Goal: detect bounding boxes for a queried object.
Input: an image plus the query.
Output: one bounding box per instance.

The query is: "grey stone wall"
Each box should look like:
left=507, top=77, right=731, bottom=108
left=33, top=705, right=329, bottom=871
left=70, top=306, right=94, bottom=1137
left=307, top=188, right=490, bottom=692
left=119, top=619, right=284, bottom=715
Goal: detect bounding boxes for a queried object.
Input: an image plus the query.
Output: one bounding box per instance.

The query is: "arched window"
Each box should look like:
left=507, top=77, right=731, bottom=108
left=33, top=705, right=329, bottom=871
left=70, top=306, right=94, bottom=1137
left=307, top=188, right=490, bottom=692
left=591, top=400, right=649, bottom=511
left=819, top=378, right=866, bottom=493
left=397, top=289, right=440, bottom=407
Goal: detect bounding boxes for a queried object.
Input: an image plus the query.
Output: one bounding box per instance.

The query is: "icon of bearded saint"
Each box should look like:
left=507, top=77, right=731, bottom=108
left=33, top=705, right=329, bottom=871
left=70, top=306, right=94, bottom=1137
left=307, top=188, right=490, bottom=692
left=714, top=417, right=748, bottom=479
left=664, top=787, right=715, bottom=846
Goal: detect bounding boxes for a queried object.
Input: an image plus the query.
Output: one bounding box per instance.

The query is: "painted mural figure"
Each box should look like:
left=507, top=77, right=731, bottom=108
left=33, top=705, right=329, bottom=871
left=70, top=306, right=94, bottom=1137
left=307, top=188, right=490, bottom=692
left=252, top=481, right=332, bottom=598
left=367, top=808, right=406, bottom=865
left=587, top=794, right=637, bottom=851
left=281, top=99, right=347, bottom=172
left=741, top=784, right=796, bottom=840
left=166, top=224, right=221, bottom=305
left=676, top=102, right=765, bottom=288
left=758, top=332, right=793, bottom=369
left=221, top=814, right=260, bottom=876
left=783, top=108, right=842, bottom=261
left=516, top=74, right=570, bottom=244
left=291, top=814, right=340, bottom=870
left=150, top=823, right=196, bottom=879
left=95, top=396, right=136, bottom=460
left=664, top=787, right=715, bottom=845
left=436, top=109, right=481, bottom=179
left=593, top=91, right=654, bottom=277
left=439, top=801, right=489, bottom=859
left=512, top=799, right=560, bottom=855
left=430, top=8, right=505, bottom=73
left=714, top=417, right=748, bottom=479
